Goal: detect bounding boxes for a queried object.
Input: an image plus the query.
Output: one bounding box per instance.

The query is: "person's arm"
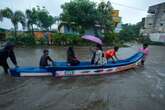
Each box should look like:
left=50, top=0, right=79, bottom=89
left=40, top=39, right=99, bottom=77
left=48, top=56, right=53, bottom=62
left=9, top=51, right=17, bottom=66
left=114, top=55, right=119, bottom=60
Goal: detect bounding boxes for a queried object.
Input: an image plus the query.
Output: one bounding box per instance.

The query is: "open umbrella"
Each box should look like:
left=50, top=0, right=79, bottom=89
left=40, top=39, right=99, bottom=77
left=81, top=35, right=103, bottom=45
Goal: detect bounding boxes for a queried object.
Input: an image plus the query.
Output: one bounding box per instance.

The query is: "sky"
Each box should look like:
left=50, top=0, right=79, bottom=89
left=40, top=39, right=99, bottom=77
left=0, top=0, right=164, bottom=29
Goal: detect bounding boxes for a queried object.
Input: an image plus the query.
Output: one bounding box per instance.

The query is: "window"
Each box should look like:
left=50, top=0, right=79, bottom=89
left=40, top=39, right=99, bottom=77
left=160, top=23, right=163, bottom=26
left=148, top=23, right=152, bottom=25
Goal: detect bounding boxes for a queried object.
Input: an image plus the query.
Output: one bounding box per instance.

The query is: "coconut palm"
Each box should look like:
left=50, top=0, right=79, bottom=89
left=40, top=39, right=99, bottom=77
left=25, top=8, right=38, bottom=35
left=2, top=8, right=26, bottom=37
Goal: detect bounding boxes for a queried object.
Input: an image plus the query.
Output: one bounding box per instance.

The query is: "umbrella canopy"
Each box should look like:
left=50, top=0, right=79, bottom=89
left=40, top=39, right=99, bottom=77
left=81, top=35, right=103, bottom=45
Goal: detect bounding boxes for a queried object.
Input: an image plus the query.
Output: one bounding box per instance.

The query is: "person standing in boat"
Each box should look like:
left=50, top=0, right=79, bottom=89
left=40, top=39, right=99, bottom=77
left=139, top=43, right=149, bottom=65
left=39, top=49, right=53, bottom=67
left=67, top=46, right=80, bottom=66
left=0, top=42, right=18, bottom=74
left=94, top=44, right=107, bottom=65
left=105, top=46, right=119, bottom=63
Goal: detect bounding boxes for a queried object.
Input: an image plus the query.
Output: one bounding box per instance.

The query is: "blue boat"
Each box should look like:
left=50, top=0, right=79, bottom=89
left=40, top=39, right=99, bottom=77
left=10, top=52, right=144, bottom=77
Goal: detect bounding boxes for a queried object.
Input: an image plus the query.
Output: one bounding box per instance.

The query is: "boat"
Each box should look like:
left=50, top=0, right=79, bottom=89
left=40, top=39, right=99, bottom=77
left=10, top=52, right=144, bottom=77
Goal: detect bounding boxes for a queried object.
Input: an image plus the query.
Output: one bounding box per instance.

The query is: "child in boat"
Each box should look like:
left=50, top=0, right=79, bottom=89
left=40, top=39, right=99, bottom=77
left=93, top=44, right=107, bottom=65
left=39, top=49, right=53, bottom=67
left=105, top=46, right=119, bottom=63
left=67, top=46, right=80, bottom=66
left=139, top=43, right=149, bottom=65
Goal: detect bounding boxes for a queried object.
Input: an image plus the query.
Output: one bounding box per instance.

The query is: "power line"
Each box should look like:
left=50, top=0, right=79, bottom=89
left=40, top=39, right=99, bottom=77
left=110, top=1, right=147, bottom=12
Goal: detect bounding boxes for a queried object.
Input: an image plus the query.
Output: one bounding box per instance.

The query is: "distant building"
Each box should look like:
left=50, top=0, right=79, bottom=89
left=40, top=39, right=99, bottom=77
left=140, top=2, right=165, bottom=42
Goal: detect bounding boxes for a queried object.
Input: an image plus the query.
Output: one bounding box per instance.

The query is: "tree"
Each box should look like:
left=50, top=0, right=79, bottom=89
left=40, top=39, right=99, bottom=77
left=25, top=8, right=38, bottom=35
left=118, top=22, right=143, bottom=42
left=60, top=0, right=98, bottom=34
left=97, top=1, right=114, bottom=33
left=2, top=8, right=25, bottom=37
left=35, top=6, right=55, bottom=31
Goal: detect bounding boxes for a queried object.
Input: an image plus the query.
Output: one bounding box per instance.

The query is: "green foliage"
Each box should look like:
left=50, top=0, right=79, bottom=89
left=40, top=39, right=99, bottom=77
left=118, top=22, right=143, bottom=42
left=34, top=6, right=55, bottom=30
left=60, top=0, right=114, bottom=34
left=25, top=9, right=37, bottom=33
left=104, top=32, right=121, bottom=46
left=6, top=33, right=36, bottom=45
left=97, top=1, right=114, bottom=32
left=51, top=33, right=88, bottom=46
left=36, top=37, right=46, bottom=45
left=61, top=0, right=98, bottom=33
left=1, top=8, right=25, bottom=37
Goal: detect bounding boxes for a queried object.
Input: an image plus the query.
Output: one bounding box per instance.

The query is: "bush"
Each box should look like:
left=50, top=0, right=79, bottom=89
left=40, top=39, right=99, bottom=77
left=104, top=32, right=122, bottom=46
left=36, top=37, right=46, bottom=45
left=52, top=33, right=87, bottom=46
left=6, top=33, right=36, bottom=46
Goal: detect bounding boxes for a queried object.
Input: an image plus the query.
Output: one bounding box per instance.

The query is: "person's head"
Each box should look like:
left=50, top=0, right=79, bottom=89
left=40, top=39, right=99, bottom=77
left=143, top=43, right=148, bottom=49
left=114, top=46, right=119, bottom=52
left=43, top=49, right=49, bottom=56
left=4, top=42, right=15, bottom=52
left=96, top=44, right=102, bottom=50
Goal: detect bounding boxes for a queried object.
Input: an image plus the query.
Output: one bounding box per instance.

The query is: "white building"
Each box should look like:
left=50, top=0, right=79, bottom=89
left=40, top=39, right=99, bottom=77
left=140, top=2, right=165, bottom=42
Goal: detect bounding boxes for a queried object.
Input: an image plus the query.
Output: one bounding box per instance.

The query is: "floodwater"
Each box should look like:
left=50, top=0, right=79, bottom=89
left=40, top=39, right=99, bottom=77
left=0, top=45, right=165, bottom=110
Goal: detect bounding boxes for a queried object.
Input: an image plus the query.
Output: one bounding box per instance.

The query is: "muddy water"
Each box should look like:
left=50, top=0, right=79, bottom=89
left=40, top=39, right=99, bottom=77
left=0, top=45, right=165, bottom=110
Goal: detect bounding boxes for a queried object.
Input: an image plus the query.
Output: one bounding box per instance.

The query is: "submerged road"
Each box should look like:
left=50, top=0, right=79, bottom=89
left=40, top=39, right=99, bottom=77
left=0, top=45, right=165, bottom=110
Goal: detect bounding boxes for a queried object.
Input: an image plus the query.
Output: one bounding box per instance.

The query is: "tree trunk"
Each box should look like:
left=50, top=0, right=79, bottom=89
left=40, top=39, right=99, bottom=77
left=14, top=25, right=17, bottom=38
left=31, top=24, right=34, bottom=36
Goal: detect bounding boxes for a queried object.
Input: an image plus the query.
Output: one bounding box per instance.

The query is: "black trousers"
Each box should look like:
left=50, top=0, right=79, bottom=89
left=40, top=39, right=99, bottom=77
left=0, top=62, right=9, bottom=74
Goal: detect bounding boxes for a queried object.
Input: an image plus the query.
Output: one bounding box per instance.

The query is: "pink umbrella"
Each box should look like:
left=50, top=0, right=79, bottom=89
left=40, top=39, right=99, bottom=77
left=81, top=35, right=103, bottom=45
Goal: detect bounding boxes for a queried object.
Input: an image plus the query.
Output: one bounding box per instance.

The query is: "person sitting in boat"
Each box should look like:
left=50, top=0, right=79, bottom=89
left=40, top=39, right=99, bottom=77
left=67, top=46, right=80, bottom=66
left=105, top=46, right=119, bottom=63
left=39, top=49, right=53, bottom=67
left=139, top=43, right=149, bottom=65
left=90, top=46, right=96, bottom=64
left=0, top=42, right=18, bottom=74
left=93, top=44, right=107, bottom=65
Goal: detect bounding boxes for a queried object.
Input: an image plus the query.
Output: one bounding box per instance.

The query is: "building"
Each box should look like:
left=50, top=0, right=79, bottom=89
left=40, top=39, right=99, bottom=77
left=112, top=10, right=121, bottom=27
left=140, top=2, right=165, bottom=42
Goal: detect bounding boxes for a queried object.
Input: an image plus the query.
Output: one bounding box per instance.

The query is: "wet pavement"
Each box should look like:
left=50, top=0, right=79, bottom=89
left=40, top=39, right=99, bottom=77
left=0, top=45, right=165, bottom=110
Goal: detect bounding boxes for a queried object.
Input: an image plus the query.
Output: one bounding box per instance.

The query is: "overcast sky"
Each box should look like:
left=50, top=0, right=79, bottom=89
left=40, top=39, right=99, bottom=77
left=0, top=0, right=164, bottom=29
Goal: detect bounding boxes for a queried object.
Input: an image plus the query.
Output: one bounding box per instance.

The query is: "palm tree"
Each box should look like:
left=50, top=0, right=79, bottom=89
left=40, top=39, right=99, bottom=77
left=2, top=8, right=26, bottom=37
left=25, top=8, right=38, bottom=35
left=25, top=9, right=32, bottom=31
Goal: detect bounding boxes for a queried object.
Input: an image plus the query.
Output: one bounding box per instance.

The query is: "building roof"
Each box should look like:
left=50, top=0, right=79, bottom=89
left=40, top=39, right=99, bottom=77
left=148, top=2, right=165, bottom=14
left=0, top=28, right=8, bottom=32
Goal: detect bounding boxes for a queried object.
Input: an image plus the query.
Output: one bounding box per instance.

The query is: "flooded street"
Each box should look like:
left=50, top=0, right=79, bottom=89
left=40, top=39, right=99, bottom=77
left=0, top=45, right=165, bottom=110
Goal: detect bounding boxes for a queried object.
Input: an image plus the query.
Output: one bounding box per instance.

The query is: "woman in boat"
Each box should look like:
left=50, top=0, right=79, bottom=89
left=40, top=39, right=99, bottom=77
left=93, top=44, right=107, bottom=65
left=0, top=42, right=18, bottom=74
left=139, top=43, right=149, bottom=65
left=90, top=46, right=96, bottom=64
left=39, top=49, right=53, bottom=67
left=105, top=46, right=119, bottom=63
left=67, top=46, right=80, bottom=66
